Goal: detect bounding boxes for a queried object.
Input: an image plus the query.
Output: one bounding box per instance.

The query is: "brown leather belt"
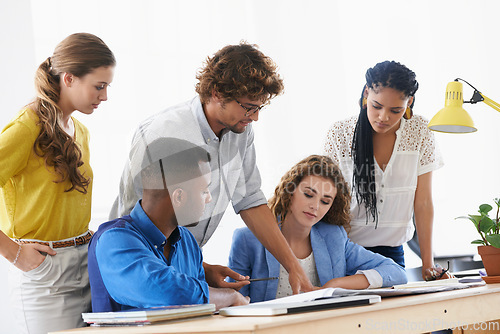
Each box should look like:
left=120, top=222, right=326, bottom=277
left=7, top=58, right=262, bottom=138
left=16, top=231, right=93, bottom=249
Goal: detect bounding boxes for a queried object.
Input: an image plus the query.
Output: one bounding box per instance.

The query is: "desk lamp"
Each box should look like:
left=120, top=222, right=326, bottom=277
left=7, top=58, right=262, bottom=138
left=428, top=78, right=500, bottom=133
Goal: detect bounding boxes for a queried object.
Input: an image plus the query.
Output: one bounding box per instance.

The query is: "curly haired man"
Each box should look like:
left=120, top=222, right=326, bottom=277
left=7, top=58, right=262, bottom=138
left=110, top=42, right=313, bottom=297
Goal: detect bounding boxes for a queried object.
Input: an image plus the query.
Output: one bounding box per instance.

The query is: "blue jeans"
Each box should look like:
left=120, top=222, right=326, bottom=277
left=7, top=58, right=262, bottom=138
left=365, top=245, right=405, bottom=268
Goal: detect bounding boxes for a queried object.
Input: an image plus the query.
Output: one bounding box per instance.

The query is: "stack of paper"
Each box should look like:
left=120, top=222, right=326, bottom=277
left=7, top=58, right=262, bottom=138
left=82, top=304, right=216, bottom=326
left=392, top=278, right=460, bottom=289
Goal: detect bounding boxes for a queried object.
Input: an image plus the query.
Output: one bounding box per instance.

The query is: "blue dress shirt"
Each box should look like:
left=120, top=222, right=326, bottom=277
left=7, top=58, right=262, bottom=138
left=228, top=222, right=407, bottom=303
left=88, top=201, right=209, bottom=312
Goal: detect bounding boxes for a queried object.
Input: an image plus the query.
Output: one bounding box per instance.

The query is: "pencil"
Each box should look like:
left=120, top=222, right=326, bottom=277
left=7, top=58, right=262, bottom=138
left=248, top=277, right=279, bottom=282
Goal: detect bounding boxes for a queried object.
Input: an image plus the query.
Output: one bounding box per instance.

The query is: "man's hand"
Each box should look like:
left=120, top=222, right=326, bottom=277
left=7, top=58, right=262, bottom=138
left=288, top=268, right=313, bottom=294
left=239, top=206, right=313, bottom=294
left=203, top=263, right=250, bottom=290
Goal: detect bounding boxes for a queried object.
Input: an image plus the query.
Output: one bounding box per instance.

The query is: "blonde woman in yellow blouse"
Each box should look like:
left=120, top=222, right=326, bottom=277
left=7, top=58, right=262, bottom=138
left=0, top=33, right=115, bottom=334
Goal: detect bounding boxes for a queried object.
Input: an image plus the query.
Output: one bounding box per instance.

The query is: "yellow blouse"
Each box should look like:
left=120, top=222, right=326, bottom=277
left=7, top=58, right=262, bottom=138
left=0, top=108, right=92, bottom=240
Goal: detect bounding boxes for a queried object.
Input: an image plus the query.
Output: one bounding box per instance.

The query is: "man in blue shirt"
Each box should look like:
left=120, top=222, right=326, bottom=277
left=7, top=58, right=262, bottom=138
left=88, top=138, right=249, bottom=312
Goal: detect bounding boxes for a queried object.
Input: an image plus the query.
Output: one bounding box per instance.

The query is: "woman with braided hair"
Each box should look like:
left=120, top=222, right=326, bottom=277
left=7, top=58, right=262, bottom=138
left=324, top=61, right=443, bottom=280
left=0, top=33, right=115, bottom=333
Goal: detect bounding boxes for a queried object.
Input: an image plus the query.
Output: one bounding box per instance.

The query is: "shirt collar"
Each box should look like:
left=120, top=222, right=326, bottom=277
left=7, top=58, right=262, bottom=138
left=395, top=117, right=406, bottom=137
left=192, top=96, right=218, bottom=144
left=191, top=96, right=229, bottom=144
left=168, top=226, right=181, bottom=244
left=129, top=200, right=167, bottom=248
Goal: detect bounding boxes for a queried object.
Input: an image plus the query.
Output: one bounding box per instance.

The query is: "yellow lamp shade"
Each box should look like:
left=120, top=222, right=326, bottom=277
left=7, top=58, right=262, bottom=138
left=428, top=81, right=477, bottom=133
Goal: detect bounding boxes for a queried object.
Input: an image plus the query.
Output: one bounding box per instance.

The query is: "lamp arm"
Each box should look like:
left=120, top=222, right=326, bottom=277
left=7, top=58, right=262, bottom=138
left=481, top=93, right=500, bottom=112
left=456, top=78, right=480, bottom=91
left=456, top=78, right=484, bottom=104
left=456, top=78, right=500, bottom=111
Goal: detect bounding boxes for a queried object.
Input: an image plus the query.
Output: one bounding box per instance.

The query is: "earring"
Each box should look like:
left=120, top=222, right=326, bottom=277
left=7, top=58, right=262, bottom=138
left=404, top=106, right=412, bottom=120
left=362, top=98, right=367, bottom=109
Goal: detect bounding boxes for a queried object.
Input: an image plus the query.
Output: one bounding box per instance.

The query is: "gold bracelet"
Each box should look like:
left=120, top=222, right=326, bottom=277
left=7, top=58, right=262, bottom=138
left=12, top=244, right=22, bottom=265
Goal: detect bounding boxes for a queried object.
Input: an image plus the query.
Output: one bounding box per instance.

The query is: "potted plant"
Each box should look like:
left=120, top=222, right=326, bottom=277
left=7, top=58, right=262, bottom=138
left=457, top=198, right=500, bottom=277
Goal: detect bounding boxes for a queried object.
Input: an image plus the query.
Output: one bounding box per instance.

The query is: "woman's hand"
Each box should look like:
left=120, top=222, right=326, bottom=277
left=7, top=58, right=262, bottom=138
left=230, top=291, right=251, bottom=306
left=208, top=287, right=250, bottom=310
left=423, top=264, right=455, bottom=281
left=14, top=243, right=56, bottom=272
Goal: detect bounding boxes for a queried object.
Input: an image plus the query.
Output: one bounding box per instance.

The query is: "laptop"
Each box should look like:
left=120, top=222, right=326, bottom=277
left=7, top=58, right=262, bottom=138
left=219, top=294, right=381, bottom=316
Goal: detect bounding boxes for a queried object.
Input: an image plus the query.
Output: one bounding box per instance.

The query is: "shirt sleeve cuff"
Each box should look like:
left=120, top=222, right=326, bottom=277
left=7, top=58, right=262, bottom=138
left=418, top=160, right=444, bottom=176
left=355, top=269, right=383, bottom=288
left=232, top=190, right=268, bottom=214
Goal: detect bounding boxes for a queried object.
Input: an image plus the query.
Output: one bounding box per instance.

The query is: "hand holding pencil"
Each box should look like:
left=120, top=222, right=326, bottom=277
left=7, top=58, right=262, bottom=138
left=247, top=277, right=279, bottom=282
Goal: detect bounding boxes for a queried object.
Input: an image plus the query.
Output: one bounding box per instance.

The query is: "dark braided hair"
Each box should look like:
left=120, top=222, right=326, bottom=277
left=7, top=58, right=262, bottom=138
left=351, top=61, right=419, bottom=226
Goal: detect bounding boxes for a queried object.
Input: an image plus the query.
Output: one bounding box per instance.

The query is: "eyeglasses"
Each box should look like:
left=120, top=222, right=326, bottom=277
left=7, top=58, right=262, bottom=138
left=235, top=99, right=267, bottom=117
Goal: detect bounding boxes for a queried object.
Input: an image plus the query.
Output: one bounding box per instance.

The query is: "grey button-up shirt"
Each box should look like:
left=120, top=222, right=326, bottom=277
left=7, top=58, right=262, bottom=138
left=110, top=96, right=267, bottom=247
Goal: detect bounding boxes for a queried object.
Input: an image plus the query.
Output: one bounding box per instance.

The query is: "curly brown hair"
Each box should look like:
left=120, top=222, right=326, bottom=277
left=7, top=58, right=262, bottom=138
left=33, top=33, right=115, bottom=193
left=269, top=155, right=351, bottom=229
left=195, top=41, right=284, bottom=105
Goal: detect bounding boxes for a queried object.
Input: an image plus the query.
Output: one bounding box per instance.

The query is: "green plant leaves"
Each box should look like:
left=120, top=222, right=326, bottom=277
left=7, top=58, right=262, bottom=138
left=486, top=234, right=500, bottom=248
left=457, top=200, right=500, bottom=248
left=479, top=204, right=493, bottom=214
left=456, top=215, right=481, bottom=228
left=479, top=216, right=495, bottom=233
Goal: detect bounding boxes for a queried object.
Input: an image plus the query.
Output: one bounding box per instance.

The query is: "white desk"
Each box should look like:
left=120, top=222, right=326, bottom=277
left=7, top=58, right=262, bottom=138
left=51, top=283, right=500, bottom=334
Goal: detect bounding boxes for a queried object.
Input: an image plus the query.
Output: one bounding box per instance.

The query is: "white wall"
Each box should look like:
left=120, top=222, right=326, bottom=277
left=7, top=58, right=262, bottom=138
left=0, top=1, right=37, bottom=332
left=1, top=0, right=500, bottom=332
